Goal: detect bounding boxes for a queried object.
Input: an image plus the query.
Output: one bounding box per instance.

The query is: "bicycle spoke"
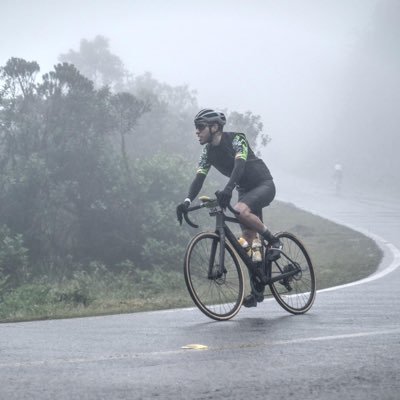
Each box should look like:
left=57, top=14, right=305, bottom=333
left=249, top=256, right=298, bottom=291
left=269, top=232, right=316, bottom=314
left=184, top=232, right=244, bottom=320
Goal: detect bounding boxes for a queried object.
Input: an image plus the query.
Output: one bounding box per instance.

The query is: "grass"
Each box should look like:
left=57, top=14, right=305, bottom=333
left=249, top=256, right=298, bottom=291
left=265, top=201, right=382, bottom=289
left=0, top=201, right=382, bottom=322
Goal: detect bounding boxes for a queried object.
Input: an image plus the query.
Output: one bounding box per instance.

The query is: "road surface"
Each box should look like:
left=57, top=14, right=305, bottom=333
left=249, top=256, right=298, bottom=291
left=1, top=175, right=399, bottom=399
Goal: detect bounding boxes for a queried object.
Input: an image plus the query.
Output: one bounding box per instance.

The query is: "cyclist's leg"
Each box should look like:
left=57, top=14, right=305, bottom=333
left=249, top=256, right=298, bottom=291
left=235, top=180, right=276, bottom=242
left=237, top=180, right=282, bottom=261
left=237, top=212, right=261, bottom=245
left=235, top=181, right=276, bottom=307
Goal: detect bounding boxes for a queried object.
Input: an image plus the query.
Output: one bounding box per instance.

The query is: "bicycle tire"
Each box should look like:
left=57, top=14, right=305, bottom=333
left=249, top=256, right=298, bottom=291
left=269, top=232, right=316, bottom=314
left=184, top=232, right=244, bottom=321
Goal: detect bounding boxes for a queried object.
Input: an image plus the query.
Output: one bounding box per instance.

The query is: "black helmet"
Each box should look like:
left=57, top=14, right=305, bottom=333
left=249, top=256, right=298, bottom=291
left=194, top=109, right=226, bottom=127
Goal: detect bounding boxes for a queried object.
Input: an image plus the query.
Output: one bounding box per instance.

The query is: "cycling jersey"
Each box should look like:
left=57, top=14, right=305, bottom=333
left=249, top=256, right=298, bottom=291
left=196, top=132, right=272, bottom=190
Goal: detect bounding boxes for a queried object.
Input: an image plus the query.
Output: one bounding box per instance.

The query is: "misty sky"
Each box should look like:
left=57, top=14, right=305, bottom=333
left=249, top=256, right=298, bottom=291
left=0, top=0, right=386, bottom=176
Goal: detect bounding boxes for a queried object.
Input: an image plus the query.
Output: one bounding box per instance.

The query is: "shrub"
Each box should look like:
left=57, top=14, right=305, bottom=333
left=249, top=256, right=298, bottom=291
left=0, top=225, right=29, bottom=289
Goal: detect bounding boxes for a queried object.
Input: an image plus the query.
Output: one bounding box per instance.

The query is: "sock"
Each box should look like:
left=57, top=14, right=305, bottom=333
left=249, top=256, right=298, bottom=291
left=261, top=228, right=276, bottom=243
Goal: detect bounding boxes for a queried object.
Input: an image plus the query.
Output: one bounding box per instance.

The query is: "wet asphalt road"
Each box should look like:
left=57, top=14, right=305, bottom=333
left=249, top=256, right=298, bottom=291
left=1, top=176, right=399, bottom=399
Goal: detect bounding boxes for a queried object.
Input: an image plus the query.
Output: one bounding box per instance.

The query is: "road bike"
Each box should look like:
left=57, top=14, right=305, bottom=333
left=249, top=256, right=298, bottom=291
left=181, top=196, right=316, bottom=321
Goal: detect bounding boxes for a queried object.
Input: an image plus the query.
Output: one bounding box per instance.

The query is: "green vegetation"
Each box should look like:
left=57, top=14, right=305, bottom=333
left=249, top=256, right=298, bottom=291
left=0, top=200, right=382, bottom=322
left=0, top=37, right=382, bottom=322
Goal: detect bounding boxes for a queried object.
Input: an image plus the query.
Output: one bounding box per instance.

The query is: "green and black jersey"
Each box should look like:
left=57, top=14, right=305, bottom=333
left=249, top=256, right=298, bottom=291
left=196, top=132, right=272, bottom=190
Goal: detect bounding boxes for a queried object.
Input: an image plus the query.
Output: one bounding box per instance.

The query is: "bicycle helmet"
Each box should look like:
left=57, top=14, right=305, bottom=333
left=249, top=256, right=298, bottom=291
left=194, top=109, right=226, bottom=127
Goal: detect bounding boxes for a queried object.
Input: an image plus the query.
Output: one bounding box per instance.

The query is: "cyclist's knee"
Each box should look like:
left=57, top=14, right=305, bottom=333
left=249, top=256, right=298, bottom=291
left=234, top=202, right=251, bottom=215
left=235, top=203, right=254, bottom=227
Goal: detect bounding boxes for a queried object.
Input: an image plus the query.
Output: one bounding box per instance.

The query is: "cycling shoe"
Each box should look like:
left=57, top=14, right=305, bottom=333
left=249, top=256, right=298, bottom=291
left=267, top=238, right=282, bottom=261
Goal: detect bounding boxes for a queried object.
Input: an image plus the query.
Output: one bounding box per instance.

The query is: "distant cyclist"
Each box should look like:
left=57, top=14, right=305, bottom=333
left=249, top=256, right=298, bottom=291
left=176, top=108, right=282, bottom=307
left=333, top=163, right=343, bottom=195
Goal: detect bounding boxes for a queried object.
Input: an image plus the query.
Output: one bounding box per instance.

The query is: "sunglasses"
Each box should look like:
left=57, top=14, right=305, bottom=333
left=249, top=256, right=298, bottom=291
left=195, top=123, right=208, bottom=131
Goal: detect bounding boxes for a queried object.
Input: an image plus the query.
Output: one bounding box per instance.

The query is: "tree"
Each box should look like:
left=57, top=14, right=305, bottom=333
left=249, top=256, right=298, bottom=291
left=0, top=58, right=43, bottom=171
left=0, top=53, right=272, bottom=288
left=59, top=35, right=126, bottom=89
left=126, top=73, right=270, bottom=161
left=58, top=37, right=269, bottom=162
left=109, top=92, right=149, bottom=174
left=0, top=225, right=29, bottom=288
left=0, top=57, right=40, bottom=99
left=125, top=71, right=199, bottom=159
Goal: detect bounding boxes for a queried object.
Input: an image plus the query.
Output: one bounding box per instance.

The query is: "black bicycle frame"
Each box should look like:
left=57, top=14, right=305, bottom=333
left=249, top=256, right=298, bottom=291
left=210, top=209, right=261, bottom=278
left=210, top=209, right=300, bottom=285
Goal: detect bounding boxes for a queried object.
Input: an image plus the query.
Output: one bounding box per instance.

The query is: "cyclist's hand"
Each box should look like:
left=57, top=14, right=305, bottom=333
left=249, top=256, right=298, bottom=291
left=215, top=188, right=232, bottom=209
left=176, top=199, right=191, bottom=225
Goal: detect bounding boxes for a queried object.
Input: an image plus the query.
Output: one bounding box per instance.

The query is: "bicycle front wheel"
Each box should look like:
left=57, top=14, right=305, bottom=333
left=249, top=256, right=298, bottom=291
left=269, top=232, right=316, bottom=314
left=184, top=232, right=244, bottom=321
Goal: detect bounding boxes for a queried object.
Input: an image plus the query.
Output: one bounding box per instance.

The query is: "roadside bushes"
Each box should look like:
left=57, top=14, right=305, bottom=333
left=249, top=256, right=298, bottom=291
left=0, top=225, right=29, bottom=289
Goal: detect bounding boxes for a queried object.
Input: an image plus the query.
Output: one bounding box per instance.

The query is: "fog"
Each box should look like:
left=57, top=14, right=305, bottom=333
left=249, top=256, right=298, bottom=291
left=1, top=0, right=399, bottom=196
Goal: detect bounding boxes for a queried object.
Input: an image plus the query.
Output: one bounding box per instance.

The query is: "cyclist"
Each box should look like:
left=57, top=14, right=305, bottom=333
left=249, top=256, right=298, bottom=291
left=333, top=162, right=343, bottom=195
left=176, top=108, right=282, bottom=307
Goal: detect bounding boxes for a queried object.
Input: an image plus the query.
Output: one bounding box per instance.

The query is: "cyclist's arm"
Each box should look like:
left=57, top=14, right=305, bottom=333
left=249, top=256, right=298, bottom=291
left=187, top=147, right=210, bottom=201
left=187, top=173, right=206, bottom=201
left=224, top=158, right=245, bottom=192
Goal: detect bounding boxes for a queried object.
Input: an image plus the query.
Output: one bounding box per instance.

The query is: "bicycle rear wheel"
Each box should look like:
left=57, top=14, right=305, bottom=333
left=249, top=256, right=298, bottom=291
left=269, top=232, right=316, bottom=314
left=184, top=232, right=244, bottom=321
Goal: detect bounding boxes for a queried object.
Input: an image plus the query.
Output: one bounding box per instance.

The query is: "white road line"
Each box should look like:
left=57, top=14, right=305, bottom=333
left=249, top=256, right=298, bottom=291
left=318, top=226, right=400, bottom=293
left=275, top=200, right=400, bottom=293
left=269, top=328, right=400, bottom=346
left=2, top=328, right=399, bottom=369
left=147, top=227, right=400, bottom=316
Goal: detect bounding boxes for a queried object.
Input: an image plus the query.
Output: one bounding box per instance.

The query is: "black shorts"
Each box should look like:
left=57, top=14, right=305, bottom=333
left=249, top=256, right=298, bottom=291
left=237, top=179, right=276, bottom=215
